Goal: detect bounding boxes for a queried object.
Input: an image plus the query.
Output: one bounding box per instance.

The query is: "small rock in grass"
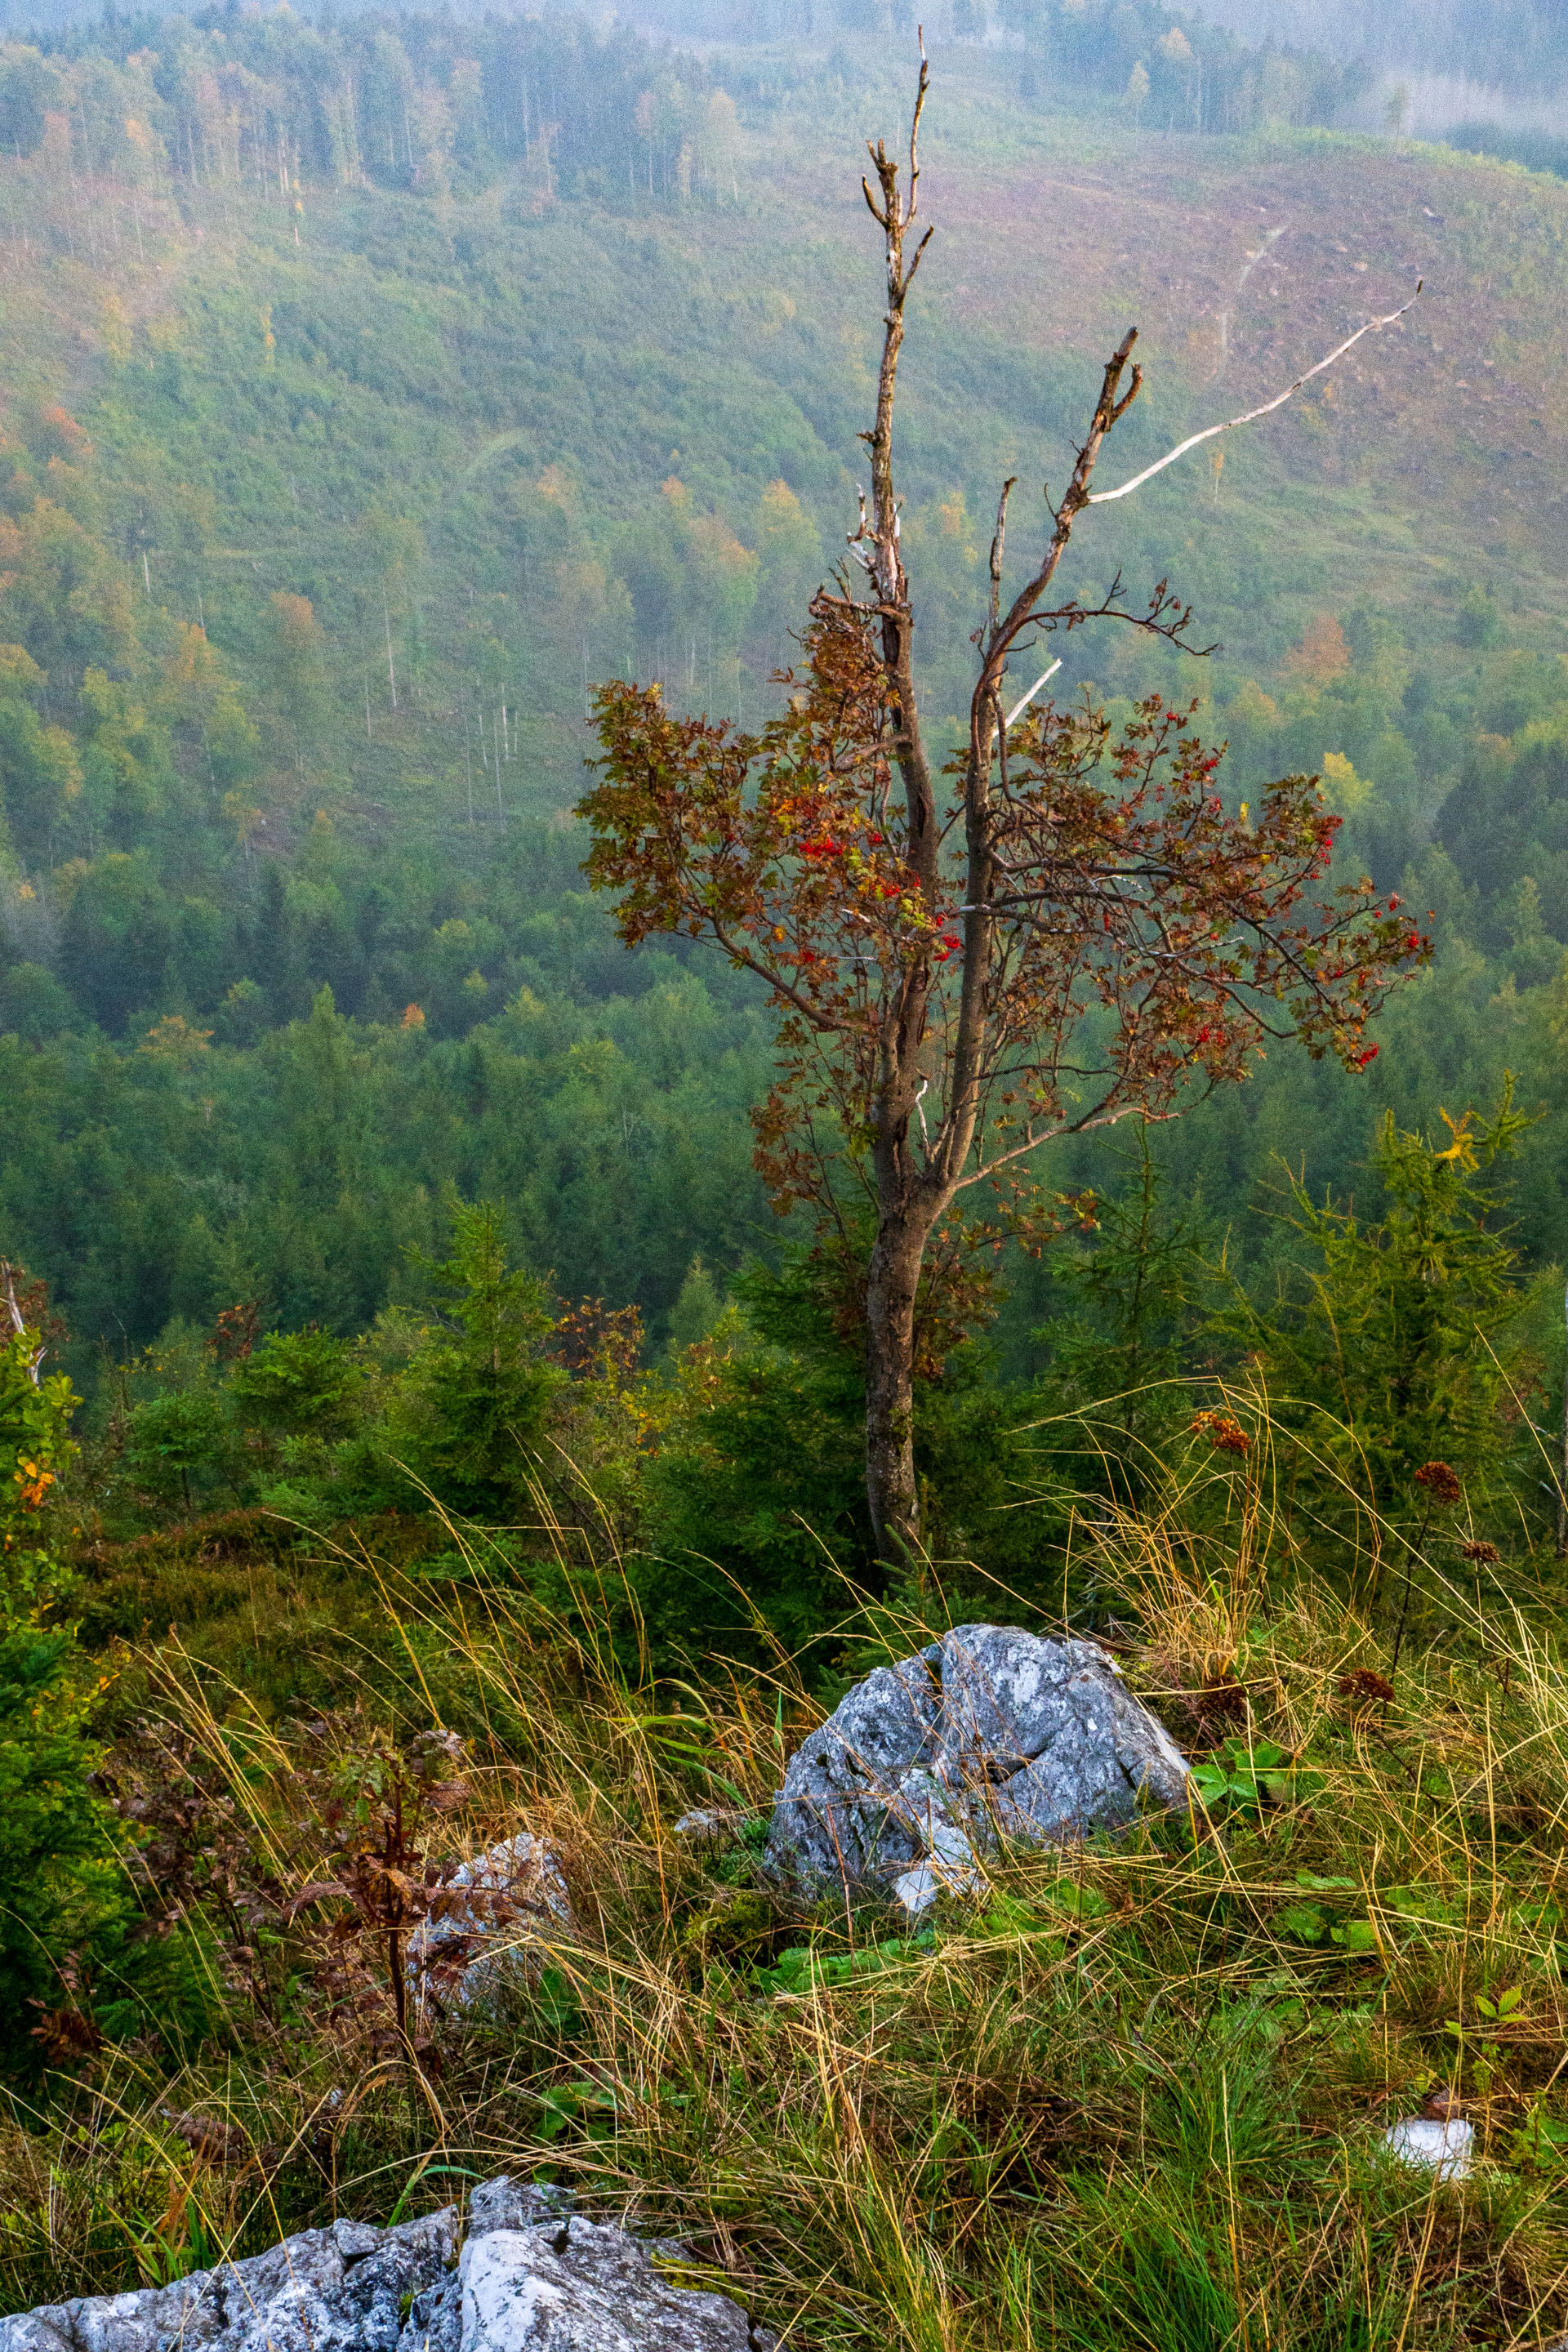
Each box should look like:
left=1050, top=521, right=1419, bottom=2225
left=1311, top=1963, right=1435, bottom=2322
left=671, top=1808, right=732, bottom=1845
left=407, top=1832, right=572, bottom=2012
left=1381, top=2116, right=1474, bottom=2180
left=889, top=1858, right=982, bottom=1917
left=889, top=1809, right=984, bottom=1917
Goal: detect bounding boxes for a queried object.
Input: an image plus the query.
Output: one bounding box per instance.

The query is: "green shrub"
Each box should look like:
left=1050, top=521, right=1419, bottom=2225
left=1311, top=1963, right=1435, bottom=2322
left=0, top=1627, right=134, bottom=2076
left=383, top=1198, right=564, bottom=1520
left=0, top=1323, right=79, bottom=1616
left=122, top=1388, right=235, bottom=1516
left=1217, top=1084, right=1537, bottom=1539
left=229, top=1328, right=363, bottom=1440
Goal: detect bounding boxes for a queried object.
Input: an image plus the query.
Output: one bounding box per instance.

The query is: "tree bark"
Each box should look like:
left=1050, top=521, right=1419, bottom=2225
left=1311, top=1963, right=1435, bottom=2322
left=864, top=1200, right=930, bottom=1567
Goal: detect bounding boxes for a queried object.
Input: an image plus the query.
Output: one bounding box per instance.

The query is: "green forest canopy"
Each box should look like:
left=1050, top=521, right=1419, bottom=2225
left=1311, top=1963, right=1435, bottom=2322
left=0, top=1, right=1566, bottom=1402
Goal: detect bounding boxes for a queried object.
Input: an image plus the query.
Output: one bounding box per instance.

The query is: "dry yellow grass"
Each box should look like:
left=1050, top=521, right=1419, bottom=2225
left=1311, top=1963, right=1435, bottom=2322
left=7, top=1421, right=1568, bottom=2346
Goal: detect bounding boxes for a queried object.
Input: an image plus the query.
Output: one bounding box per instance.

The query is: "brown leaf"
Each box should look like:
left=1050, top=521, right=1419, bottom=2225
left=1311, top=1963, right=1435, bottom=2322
left=30, top=2006, right=103, bottom=2063
left=287, top=1880, right=348, bottom=1915
left=162, top=2108, right=249, bottom=2167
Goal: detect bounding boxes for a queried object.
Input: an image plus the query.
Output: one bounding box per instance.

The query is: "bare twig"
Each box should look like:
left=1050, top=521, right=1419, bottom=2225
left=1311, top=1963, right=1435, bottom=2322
left=1004, top=659, right=1061, bottom=729
left=1088, top=287, right=1423, bottom=506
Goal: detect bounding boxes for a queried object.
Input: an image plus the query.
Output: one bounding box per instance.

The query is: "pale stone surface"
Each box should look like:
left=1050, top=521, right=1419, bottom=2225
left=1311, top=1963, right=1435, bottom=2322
left=670, top=1811, right=737, bottom=1847
left=0, top=2211, right=459, bottom=2352
left=1381, top=2116, right=1475, bottom=2180
left=764, top=1624, right=1190, bottom=1901
left=888, top=1806, right=983, bottom=1918
left=0, top=2180, right=773, bottom=2352
left=461, top=2221, right=763, bottom=2351
left=407, top=1834, right=572, bottom=2013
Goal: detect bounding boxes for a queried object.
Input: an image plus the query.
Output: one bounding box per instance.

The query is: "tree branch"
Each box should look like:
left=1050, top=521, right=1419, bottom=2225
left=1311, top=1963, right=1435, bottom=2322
left=951, top=1094, right=1180, bottom=1192
left=1087, top=287, right=1422, bottom=506
left=0, top=1261, right=39, bottom=1386
left=850, top=36, right=938, bottom=909
left=707, top=920, right=858, bottom=1037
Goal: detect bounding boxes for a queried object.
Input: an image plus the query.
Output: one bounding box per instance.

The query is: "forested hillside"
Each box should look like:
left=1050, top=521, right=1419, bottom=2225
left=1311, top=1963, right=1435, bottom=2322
left=2, top=1, right=1568, bottom=1389
left=10, top=16, right=1568, bottom=2339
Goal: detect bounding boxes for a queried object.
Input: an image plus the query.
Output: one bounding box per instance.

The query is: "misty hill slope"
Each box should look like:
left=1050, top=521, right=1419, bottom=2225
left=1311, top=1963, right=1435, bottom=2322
left=9, top=33, right=1568, bottom=1365
left=926, top=111, right=1565, bottom=591
left=3, top=50, right=1566, bottom=841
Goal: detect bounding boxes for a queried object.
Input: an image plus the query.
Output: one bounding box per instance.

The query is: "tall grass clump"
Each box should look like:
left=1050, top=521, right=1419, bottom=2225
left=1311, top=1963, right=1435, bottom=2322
left=4, top=1368, right=1568, bottom=2349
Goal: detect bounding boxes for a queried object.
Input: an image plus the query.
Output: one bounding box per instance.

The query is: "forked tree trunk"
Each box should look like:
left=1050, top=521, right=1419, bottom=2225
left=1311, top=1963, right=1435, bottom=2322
left=863, top=1214, right=923, bottom=1567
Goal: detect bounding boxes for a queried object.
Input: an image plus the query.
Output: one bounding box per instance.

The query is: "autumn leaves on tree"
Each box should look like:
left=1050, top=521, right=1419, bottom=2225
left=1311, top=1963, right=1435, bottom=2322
left=581, top=55, right=1428, bottom=1570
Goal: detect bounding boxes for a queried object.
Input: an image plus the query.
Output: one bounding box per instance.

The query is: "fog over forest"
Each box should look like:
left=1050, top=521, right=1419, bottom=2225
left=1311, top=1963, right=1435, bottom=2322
left=5, top=0, right=1568, bottom=136
left=1196, top=0, right=1568, bottom=134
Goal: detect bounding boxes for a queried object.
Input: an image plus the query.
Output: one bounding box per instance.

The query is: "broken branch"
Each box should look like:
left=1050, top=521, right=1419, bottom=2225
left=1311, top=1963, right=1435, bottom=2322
left=1088, top=287, right=1423, bottom=506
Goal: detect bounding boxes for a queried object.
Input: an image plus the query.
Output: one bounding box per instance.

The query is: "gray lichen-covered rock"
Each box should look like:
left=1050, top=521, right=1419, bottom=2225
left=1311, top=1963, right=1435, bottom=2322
left=764, top=1623, right=1190, bottom=1906
left=460, top=2218, right=765, bottom=2351
left=407, top=1833, right=572, bottom=2014
left=0, top=2179, right=773, bottom=2352
left=764, top=1647, right=945, bottom=1891
left=0, top=2209, right=460, bottom=2352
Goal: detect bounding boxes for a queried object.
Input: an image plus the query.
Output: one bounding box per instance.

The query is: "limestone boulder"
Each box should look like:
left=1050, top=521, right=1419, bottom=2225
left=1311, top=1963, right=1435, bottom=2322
left=0, top=2179, right=774, bottom=2352
left=764, top=1623, right=1190, bottom=1909
left=407, top=1833, right=572, bottom=2014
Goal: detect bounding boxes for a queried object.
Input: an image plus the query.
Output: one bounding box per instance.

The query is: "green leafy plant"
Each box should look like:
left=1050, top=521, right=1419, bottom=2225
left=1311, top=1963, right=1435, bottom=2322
left=0, top=1321, right=79, bottom=1617
left=1512, top=2096, right=1568, bottom=2170
left=755, top=1933, right=935, bottom=1998
left=534, top=2078, right=617, bottom=2144
left=1189, top=1739, right=1325, bottom=1815
left=528, top=1965, right=585, bottom=2045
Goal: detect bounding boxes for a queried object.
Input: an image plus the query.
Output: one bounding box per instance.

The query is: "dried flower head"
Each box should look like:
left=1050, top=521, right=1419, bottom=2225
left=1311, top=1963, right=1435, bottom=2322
left=29, top=2004, right=103, bottom=2064
left=1192, top=1410, right=1251, bottom=1457
left=1459, top=1538, right=1500, bottom=1566
left=1339, top=1666, right=1396, bottom=1707
left=1414, top=1459, right=1463, bottom=1506
left=211, top=1298, right=260, bottom=1363
left=1422, top=2084, right=1465, bottom=2123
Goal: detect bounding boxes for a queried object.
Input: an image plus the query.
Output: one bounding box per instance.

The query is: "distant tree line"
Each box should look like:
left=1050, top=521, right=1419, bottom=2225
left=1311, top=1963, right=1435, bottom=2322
left=1002, top=0, right=1364, bottom=134
left=0, top=0, right=1369, bottom=198
left=1199, top=0, right=1568, bottom=105
left=1, top=11, right=743, bottom=209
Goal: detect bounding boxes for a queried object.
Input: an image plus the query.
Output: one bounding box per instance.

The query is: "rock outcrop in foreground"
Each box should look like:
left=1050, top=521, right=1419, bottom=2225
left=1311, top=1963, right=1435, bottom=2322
left=765, top=1623, right=1191, bottom=1910
left=0, top=2179, right=774, bottom=2352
